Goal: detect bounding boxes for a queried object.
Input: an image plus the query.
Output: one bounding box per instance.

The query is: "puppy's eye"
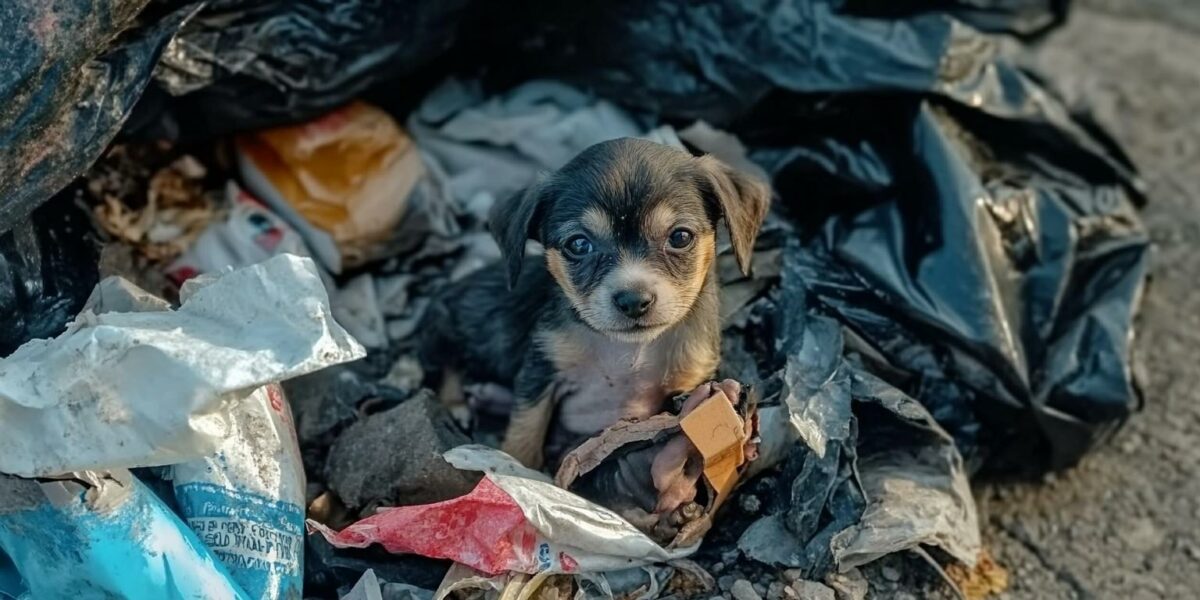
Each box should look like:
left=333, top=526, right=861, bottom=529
left=564, top=235, right=594, bottom=257
left=667, top=228, right=694, bottom=250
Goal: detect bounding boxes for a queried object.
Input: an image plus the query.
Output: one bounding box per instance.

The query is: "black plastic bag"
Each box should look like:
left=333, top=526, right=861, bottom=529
left=129, top=0, right=475, bottom=140
left=753, top=99, right=1148, bottom=474
left=0, top=1, right=197, bottom=232
left=474, top=0, right=1080, bottom=126
left=0, top=192, right=101, bottom=357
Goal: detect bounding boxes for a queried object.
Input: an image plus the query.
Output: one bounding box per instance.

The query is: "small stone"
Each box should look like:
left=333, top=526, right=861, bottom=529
left=1119, top=433, right=1142, bottom=454
left=781, top=569, right=803, bottom=583
left=781, top=586, right=798, bottom=600
left=790, top=580, right=834, bottom=600
left=753, top=583, right=767, bottom=596
left=881, top=566, right=901, bottom=582
left=824, top=568, right=868, bottom=600
left=731, top=579, right=761, bottom=600
left=325, top=391, right=478, bottom=509
left=1119, top=517, right=1165, bottom=552
left=1183, top=543, right=1200, bottom=561
left=740, top=494, right=762, bottom=513
left=719, top=576, right=736, bottom=592
left=767, top=581, right=787, bottom=600
left=712, top=562, right=725, bottom=573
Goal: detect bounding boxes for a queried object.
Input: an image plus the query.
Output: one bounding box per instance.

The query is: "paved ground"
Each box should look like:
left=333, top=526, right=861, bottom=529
left=971, top=2, right=1200, bottom=598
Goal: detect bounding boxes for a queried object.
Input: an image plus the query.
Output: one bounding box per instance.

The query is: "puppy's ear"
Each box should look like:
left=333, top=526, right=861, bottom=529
left=489, top=178, right=551, bottom=288
left=698, top=155, right=771, bottom=275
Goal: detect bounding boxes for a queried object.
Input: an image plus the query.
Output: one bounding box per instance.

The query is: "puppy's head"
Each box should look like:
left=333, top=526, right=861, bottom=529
left=490, top=138, right=770, bottom=342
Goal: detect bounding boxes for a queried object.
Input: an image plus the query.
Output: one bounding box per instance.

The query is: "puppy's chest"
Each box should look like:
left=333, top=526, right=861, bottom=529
left=538, top=328, right=712, bottom=435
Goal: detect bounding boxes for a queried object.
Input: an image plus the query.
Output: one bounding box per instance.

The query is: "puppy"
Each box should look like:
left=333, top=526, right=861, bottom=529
left=419, top=138, right=769, bottom=468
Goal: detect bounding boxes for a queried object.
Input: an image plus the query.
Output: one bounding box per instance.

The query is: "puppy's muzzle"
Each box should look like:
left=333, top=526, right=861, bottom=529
left=613, top=289, right=656, bottom=319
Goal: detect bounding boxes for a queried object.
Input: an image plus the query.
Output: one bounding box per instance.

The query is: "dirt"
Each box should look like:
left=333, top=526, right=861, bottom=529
left=949, top=2, right=1200, bottom=599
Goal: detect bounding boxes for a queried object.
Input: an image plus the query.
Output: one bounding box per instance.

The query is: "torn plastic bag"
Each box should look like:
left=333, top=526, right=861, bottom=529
left=62, top=263, right=313, bottom=598
left=136, top=0, right=474, bottom=140
left=0, top=471, right=250, bottom=599
left=0, top=194, right=100, bottom=357
left=832, top=369, right=980, bottom=569
left=0, top=254, right=365, bottom=477
left=724, top=244, right=979, bottom=576
left=0, top=2, right=198, bottom=231
left=309, top=470, right=695, bottom=575
left=766, top=102, right=1149, bottom=473
left=174, top=384, right=307, bottom=600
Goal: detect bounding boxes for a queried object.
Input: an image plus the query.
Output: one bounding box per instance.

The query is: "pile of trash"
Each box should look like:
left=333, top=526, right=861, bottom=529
left=0, top=1, right=1148, bottom=599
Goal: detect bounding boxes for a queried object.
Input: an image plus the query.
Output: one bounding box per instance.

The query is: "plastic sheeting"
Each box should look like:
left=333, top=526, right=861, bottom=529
left=772, top=102, right=1148, bottom=472
left=0, top=471, right=251, bottom=599
left=723, top=243, right=979, bottom=575
left=0, top=254, right=365, bottom=477
left=0, top=196, right=100, bottom=357
left=0, top=1, right=198, bottom=232
left=137, top=0, right=474, bottom=140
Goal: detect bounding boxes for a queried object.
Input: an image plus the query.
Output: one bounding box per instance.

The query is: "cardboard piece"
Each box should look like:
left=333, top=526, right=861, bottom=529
left=679, top=388, right=749, bottom=506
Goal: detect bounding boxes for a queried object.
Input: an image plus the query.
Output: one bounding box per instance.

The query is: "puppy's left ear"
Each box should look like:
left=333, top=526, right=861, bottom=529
left=489, top=177, right=551, bottom=289
left=698, top=155, right=771, bottom=275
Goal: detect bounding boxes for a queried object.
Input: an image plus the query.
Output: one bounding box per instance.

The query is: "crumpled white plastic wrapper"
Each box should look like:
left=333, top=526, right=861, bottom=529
left=0, top=254, right=365, bottom=477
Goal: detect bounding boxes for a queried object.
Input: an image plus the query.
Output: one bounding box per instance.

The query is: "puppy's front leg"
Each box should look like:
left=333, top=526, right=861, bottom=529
left=500, top=385, right=561, bottom=470
left=501, top=356, right=562, bottom=469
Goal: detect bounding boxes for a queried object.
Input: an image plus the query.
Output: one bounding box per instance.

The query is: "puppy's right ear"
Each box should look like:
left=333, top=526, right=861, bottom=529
left=489, top=179, right=551, bottom=289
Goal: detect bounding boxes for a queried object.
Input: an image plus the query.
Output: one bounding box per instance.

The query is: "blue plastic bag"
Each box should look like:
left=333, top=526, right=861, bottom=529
left=0, top=471, right=249, bottom=600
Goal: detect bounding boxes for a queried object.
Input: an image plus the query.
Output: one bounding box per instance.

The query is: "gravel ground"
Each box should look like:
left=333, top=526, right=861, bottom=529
left=962, top=2, right=1200, bottom=599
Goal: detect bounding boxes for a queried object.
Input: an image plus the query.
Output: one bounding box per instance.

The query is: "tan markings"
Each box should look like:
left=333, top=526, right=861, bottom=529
left=581, top=206, right=612, bottom=239
left=545, top=248, right=586, bottom=308
left=535, top=326, right=590, bottom=372
left=644, top=203, right=678, bottom=239
left=663, top=234, right=719, bottom=392
left=663, top=294, right=720, bottom=392
left=687, top=232, right=717, bottom=299
left=500, top=383, right=562, bottom=469
left=665, top=338, right=719, bottom=392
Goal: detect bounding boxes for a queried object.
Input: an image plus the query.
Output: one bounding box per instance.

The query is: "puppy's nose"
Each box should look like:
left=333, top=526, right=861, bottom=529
left=613, top=289, right=656, bottom=318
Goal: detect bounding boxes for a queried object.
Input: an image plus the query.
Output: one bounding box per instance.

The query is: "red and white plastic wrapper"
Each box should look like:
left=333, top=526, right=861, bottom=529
left=309, top=466, right=694, bottom=576
left=165, top=181, right=313, bottom=285
left=0, top=254, right=366, bottom=477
